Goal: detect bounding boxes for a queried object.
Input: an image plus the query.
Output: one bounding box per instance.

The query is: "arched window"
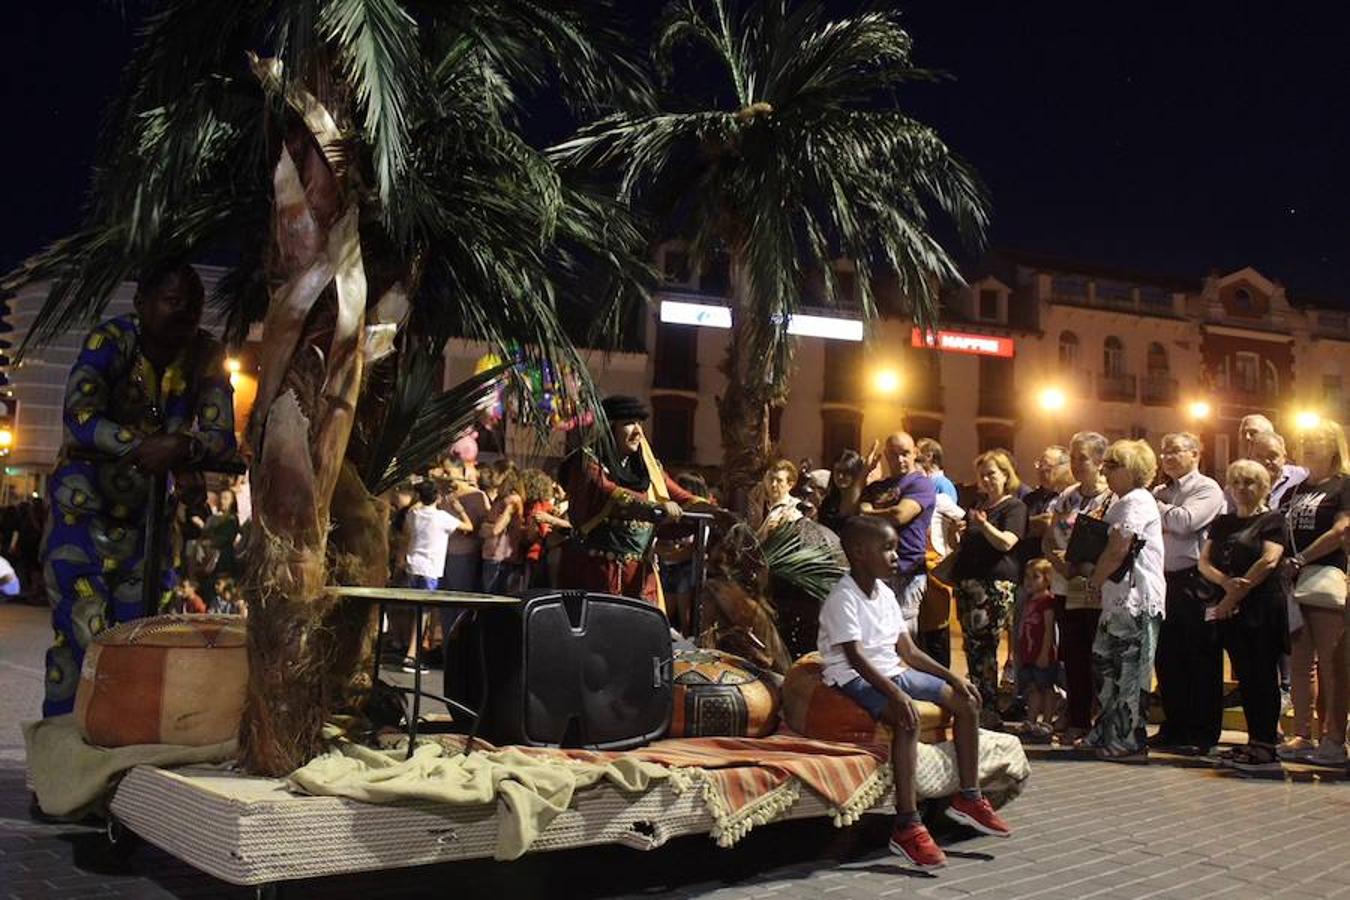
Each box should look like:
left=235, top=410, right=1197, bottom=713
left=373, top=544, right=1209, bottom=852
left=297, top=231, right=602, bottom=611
left=1233, top=288, right=1254, bottom=313
left=1103, top=336, right=1125, bottom=377
left=1058, top=331, right=1079, bottom=368
left=1147, top=342, right=1168, bottom=374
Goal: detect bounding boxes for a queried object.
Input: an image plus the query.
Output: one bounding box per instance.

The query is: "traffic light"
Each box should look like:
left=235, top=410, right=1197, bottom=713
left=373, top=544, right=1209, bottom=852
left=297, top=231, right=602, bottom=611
left=0, top=397, right=16, bottom=457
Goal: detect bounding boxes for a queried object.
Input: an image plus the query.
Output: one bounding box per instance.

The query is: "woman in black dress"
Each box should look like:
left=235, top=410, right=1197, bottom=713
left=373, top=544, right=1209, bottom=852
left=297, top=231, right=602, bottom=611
left=1198, top=459, right=1287, bottom=772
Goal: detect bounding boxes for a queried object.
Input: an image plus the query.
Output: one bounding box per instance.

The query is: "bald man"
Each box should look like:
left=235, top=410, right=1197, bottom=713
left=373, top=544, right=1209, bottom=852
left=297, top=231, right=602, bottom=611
left=859, top=432, right=937, bottom=633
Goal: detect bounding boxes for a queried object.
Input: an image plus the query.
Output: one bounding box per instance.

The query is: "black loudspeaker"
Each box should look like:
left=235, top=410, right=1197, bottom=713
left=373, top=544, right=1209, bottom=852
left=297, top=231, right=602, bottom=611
left=451, top=591, right=673, bottom=750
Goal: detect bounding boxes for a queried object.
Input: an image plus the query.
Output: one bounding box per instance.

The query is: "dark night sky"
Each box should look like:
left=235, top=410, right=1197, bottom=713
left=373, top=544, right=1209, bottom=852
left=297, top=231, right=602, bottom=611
left=2, top=2, right=1346, bottom=302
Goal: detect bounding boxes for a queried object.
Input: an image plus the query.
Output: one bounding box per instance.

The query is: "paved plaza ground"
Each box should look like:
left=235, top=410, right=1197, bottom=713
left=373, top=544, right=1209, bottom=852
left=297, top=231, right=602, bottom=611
left=3, top=601, right=1349, bottom=899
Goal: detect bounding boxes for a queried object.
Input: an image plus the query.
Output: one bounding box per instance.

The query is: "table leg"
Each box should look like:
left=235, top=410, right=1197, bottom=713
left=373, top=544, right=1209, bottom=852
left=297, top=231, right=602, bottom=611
left=370, top=601, right=385, bottom=693
left=408, top=604, right=424, bottom=760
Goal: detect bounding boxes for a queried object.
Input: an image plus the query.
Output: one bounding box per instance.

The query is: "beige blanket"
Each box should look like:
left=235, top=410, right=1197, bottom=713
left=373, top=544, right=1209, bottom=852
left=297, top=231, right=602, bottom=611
left=24, top=715, right=236, bottom=820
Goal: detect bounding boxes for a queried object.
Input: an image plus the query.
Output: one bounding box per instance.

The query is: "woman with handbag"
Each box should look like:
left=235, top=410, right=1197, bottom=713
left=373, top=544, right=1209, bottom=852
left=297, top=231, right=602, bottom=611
left=1278, top=419, right=1350, bottom=767
left=1082, top=439, right=1166, bottom=762
left=1043, top=431, right=1113, bottom=743
left=951, top=449, right=1028, bottom=730
left=1199, top=460, right=1288, bottom=772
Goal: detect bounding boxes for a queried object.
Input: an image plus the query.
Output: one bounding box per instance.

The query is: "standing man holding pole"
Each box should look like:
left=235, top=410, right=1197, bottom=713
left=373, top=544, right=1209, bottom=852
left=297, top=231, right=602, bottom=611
left=39, top=260, right=236, bottom=717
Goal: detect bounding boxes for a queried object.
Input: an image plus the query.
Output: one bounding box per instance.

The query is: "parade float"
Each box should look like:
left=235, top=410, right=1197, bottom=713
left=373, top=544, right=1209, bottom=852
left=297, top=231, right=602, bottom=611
left=11, top=3, right=1024, bottom=895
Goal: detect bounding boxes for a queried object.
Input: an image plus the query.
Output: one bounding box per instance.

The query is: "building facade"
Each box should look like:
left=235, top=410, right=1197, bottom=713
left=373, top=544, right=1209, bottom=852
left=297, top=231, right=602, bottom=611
left=443, top=250, right=1350, bottom=485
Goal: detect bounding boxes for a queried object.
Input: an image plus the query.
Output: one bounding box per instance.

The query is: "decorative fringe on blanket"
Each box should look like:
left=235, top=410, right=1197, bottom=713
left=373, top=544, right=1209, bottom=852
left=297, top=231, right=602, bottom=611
left=829, top=764, right=893, bottom=828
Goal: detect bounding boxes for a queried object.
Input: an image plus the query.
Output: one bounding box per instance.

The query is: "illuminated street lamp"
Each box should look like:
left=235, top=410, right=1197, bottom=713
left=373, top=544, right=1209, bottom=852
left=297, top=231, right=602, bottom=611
left=0, top=428, right=11, bottom=449
left=872, top=369, right=900, bottom=395
left=1037, top=387, right=1067, bottom=412
left=1294, top=410, right=1322, bottom=431
left=1187, top=400, right=1212, bottom=421
left=224, top=357, right=242, bottom=374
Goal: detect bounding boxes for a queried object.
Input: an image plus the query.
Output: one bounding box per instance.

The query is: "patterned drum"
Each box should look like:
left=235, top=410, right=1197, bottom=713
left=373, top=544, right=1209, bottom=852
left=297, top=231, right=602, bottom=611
left=75, top=614, right=247, bottom=747
left=781, top=652, right=948, bottom=744
left=669, top=648, right=781, bottom=738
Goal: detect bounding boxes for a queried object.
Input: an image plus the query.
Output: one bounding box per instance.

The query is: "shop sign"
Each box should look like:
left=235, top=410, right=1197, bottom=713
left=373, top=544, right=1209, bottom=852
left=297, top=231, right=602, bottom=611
left=911, top=328, right=1014, bottom=357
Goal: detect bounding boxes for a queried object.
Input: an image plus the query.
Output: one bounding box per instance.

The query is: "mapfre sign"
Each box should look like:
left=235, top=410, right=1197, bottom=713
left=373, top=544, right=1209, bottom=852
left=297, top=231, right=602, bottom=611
left=911, top=328, right=1014, bottom=358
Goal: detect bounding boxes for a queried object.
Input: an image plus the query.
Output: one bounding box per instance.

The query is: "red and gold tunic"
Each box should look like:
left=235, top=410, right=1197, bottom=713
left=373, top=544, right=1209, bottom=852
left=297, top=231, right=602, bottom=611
left=557, top=443, right=697, bottom=609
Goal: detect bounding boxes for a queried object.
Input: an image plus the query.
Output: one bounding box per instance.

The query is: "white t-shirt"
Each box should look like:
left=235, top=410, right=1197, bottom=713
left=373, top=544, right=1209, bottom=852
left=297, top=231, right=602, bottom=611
left=817, top=573, right=907, bottom=686
left=1045, top=483, right=1111, bottom=596
left=1101, top=488, right=1166, bottom=618
left=0, top=555, right=18, bottom=596
left=929, top=492, right=965, bottom=559
left=404, top=505, right=463, bottom=579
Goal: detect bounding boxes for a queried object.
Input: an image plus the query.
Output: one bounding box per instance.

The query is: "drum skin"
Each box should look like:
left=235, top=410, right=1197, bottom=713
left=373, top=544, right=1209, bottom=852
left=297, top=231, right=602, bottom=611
left=781, top=652, right=949, bottom=744
left=75, top=614, right=247, bottom=748
left=669, top=648, right=781, bottom=738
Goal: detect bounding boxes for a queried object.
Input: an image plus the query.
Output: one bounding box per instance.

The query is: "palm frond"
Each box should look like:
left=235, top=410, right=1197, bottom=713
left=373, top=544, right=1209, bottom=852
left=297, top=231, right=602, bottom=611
left=760, top=522, right=846, bottom=602
left=319, top=0, right=421, bottom=208
left=366, top=351, right=511, bottom=495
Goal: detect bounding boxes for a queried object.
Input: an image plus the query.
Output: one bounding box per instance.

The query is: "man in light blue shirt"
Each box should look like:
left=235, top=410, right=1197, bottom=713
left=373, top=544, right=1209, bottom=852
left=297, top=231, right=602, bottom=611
left=916, top=438, right=958, bottom=503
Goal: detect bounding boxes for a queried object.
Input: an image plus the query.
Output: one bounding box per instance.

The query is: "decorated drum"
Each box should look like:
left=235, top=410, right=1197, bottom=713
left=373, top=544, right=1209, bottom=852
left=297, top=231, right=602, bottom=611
left=669, top=648, right=781, bottom=738
left=75, top=614, right=247, bottom=747
left=781, top=652, right=948, bottom=744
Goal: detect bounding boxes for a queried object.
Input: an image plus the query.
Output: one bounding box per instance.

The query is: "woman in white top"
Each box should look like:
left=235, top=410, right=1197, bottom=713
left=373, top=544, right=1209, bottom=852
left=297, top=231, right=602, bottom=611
left=1082, top=439, right=1166, bottom=761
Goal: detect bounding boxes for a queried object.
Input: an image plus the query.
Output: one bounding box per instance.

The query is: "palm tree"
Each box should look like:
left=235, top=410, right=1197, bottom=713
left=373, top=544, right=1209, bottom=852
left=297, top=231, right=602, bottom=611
left=3, top=0, right=649, bottom=775
left=553, top=0, right=990, bottom=504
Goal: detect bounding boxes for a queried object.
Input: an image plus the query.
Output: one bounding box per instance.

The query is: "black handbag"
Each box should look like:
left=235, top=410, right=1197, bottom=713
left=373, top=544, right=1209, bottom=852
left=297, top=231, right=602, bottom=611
left=1065, top=510, right=1141, bottom=583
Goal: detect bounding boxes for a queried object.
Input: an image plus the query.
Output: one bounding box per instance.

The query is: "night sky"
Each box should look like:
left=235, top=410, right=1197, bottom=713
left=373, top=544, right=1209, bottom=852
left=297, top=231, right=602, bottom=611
left=2, top=2, right=1346, bottom=303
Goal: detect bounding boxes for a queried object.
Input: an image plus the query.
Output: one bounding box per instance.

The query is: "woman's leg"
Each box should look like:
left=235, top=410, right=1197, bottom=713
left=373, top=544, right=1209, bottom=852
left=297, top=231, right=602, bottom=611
left=1288, top=619, right=1316, bottom=739
left=1305, top=605, right=1347, bottom=745
left=1225, top=620, right=1280, bottom=747
left=1084, top=613, right=1119, bottom=747
left=1062, top=606, right=1101, bottom=731
left=956, top=580, right=1006, bottom=721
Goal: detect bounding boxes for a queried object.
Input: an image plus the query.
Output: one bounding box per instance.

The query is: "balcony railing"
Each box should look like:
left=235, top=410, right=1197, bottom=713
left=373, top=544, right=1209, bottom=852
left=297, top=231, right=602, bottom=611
left=1097, top=373, right=1137, bottom=402
left=1140, top=374, right=1177, bottom=406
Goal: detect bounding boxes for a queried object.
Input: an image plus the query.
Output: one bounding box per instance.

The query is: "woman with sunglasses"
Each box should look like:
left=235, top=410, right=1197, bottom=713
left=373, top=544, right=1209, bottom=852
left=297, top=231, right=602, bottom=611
left=1082, top=440, right=1166, bottom=762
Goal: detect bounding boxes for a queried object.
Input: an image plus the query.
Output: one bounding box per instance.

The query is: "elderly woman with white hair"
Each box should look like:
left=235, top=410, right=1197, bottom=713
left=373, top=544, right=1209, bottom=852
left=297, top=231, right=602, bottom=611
left=1082, top=440, right=1167, bottom=761
left=1199, top=459, right=1288, bottom=772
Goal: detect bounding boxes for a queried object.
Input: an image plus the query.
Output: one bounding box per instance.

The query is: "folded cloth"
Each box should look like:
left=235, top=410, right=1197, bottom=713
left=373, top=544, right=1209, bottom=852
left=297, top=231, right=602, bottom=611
left=23, top=715, right=236, bottom=820
left=289, top=734, right=673, bottom=860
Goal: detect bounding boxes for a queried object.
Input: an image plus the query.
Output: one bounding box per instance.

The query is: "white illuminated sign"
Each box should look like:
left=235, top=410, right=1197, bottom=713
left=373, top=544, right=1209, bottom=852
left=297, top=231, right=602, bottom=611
left=660, top=300, right=732, bottom=329
left=659, top=300, right=864, bottom=341
left=786, top=313, right=864, bottom=342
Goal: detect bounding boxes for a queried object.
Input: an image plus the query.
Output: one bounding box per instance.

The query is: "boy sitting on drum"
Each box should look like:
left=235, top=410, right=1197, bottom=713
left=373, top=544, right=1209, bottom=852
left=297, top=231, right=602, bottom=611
left=819, top=517, right=1011, bottom=870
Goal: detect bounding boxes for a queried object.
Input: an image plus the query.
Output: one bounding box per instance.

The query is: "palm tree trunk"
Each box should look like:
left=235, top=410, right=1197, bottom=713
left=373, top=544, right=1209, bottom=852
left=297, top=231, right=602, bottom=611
left=716, top=259, right=776, bottom=511
left=236, top=61, right=372, bottom=776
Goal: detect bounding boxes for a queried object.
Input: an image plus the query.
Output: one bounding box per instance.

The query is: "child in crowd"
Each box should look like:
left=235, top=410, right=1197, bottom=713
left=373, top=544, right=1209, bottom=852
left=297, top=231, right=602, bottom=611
left=1016, top=559, right=1059, bottom=742
left=819, top=516, right=1011, bottom=870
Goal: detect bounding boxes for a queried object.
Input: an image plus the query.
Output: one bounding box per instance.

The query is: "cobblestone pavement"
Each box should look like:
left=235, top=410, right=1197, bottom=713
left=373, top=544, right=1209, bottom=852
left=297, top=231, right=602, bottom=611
left=4, top=601, right=1349, bottom=900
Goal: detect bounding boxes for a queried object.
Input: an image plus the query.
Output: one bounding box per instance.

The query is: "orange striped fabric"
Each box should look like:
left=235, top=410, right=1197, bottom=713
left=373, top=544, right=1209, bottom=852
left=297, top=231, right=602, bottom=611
left=510, top=734, right=888, bottom=817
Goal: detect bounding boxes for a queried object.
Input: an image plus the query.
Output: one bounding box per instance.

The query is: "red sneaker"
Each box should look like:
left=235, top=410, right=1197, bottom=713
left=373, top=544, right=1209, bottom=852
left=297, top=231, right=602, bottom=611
left=889, top=820, right=947, bottom=869
left=945, top=794, right=1011, bottom=837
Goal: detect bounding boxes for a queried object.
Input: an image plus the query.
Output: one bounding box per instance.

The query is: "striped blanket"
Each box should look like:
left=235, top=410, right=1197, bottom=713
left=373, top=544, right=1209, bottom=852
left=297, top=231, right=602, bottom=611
left=512, top=734, right=892, bottom=845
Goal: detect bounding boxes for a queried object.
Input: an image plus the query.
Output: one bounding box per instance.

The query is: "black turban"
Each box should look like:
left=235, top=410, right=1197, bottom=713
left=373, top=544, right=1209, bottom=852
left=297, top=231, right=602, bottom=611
left=601, top=394, right=649, bottom=423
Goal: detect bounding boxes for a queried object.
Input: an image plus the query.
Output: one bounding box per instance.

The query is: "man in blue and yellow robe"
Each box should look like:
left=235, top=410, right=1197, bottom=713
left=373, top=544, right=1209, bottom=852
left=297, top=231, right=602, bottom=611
left=41, top=262, right=236, bottom=717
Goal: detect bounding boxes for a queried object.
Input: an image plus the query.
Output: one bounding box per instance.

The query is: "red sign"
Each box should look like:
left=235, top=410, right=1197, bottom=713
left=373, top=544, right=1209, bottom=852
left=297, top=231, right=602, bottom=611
left=911, top=328, right=1014, bottom=358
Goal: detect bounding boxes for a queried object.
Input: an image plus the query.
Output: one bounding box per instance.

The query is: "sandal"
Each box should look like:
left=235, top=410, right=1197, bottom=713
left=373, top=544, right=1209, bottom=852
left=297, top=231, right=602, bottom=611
left=1096, top=745, right=1149, bottom=764
left=1224, top=744, right=1282, bottom=773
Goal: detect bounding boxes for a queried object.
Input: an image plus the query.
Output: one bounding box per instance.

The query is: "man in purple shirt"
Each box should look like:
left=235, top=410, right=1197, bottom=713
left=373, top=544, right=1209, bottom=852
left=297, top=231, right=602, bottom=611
left=860, top=431, right=937, bottom=633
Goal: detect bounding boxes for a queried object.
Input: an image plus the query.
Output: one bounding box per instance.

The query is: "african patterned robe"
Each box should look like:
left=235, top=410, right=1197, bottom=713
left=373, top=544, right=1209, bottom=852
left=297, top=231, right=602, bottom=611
left=557, top=447, right=696, bottom=609
left=41, top=315, right=235, bottom=717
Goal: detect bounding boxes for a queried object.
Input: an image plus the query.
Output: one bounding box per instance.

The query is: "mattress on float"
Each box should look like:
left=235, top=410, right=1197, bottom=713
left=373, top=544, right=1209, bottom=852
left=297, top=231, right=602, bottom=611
left=108, top=763, right=892, bottom=887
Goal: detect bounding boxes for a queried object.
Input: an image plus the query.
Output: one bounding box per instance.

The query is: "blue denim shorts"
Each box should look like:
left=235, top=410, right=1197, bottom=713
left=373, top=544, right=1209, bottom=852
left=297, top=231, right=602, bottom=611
left=837, top=669, right=949, bottom=720
left=1019, top=664, right=1058, bottom=688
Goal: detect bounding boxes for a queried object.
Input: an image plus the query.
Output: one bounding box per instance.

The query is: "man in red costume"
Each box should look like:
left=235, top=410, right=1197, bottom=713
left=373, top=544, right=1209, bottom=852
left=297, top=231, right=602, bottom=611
left=557, top=395, right=713, bottom=609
